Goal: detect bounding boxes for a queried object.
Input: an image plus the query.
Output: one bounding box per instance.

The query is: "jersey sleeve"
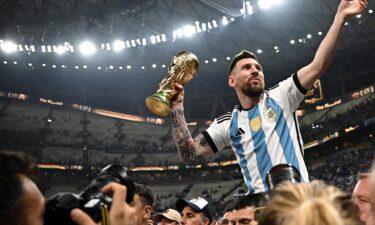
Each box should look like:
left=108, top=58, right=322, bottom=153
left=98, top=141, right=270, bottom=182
left=202, top=117, right=231, bottom=153
left=271, top=73, right=308, bottom=111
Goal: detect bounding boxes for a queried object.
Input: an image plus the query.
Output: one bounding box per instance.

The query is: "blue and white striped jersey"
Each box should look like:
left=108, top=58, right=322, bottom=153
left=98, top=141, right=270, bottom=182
left=203, top=73, right=309, bottom=194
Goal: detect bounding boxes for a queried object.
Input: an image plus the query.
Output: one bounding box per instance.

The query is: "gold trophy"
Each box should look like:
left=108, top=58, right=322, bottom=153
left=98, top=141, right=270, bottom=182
left=145, top=51, right=199, bottom=116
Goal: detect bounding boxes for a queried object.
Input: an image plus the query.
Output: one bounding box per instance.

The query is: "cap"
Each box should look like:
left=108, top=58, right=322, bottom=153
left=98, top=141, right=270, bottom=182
left=176, top=197, right=212, bottom=223
left=229, top=50, right=257, bottom=73
left=154, top=209, right=181, bottom=223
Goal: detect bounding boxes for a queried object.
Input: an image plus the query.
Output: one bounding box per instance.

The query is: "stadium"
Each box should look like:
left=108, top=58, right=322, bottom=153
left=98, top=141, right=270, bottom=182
left=0, top=0, right=374, bottom=224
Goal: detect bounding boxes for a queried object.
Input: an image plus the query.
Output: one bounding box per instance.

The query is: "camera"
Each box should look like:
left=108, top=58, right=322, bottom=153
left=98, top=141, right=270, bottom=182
left=44, top=164, right=135, bottom=225
left=265, top=164, right=301, bottom=190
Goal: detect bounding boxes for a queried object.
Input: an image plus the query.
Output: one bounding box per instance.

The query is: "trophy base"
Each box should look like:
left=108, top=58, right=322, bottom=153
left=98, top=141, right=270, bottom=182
left=145, top=93, right=171, bottom=116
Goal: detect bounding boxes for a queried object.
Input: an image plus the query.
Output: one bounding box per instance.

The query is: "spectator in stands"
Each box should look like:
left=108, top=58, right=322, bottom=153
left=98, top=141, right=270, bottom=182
left=154, top=208, right=181, bottom=225
left=352, top=173, right=374, bottom=225
left=232, top=195, right=258, bottom=225
left=170, top=0, right=368, bottom=194
left=176, top=197, right=213, bottom=225
left=131, top=183, right=155, bottom=225
left=258, top=180, right=361, bottom=225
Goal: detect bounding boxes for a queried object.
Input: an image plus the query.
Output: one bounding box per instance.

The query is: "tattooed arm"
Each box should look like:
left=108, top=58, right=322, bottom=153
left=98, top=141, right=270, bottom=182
left=170, top=84, right=214, bottom=162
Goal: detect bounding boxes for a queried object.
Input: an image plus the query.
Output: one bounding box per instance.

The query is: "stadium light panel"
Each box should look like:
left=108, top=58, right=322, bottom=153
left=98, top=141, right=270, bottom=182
left=161, top=34, right=166, bottom=42
left=290, top=40, right=295, bottom=44
left=183, top=25, right=196, bottom=38
left=127, top=65, right=132, bottom=69
left=152, top=64, right=157, bottom=68
left=113, top=40, right=125, bottom=52
left=222, top=16, right=229, bottom=25
left=55, top=45, right=66, bottom=55
left=369, top=9, right=373, bottom=14
left=79, top=41, right=96, bottom=56
left=2, top=41, right=17, bottom=53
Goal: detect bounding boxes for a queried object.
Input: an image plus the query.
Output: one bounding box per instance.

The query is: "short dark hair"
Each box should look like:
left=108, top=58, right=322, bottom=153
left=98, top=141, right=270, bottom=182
left=234, top=194, right=261, bottom=210
left=134, top=183, right=154, bottom=207
left=229, top=50, right=258, bottom=73
left=0, top=151, right=35, bottom=225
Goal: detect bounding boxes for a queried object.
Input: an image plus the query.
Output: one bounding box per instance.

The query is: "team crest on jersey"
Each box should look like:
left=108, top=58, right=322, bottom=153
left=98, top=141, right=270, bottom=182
left=264, top=106, right=278, bottom=123
left=250, top=116, right=262, bottom=132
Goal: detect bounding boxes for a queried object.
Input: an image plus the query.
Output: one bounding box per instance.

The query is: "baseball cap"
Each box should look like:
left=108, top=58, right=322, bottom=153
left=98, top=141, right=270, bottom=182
left=176, top=197, right=212, bottom=223
left=154, top=209, right=181, bottom=223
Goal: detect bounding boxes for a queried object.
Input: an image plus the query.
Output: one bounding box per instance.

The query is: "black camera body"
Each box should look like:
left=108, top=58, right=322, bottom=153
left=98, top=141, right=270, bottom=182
left=44, top=165, right=134, bottom=225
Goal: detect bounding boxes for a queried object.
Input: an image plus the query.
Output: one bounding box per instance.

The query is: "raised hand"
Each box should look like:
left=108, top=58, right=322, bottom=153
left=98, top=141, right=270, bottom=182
left=337, top=0, right=368, bottom=19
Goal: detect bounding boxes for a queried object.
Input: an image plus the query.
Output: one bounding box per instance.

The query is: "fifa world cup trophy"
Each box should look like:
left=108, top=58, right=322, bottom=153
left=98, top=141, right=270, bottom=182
left=145, top=51, right=199, bottom=116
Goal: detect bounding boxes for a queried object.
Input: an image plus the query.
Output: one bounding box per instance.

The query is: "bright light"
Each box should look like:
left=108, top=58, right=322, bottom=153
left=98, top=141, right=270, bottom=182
left=109, top=65, right=114, bottom=70
left=28, top=63, right=32, bottom=67
left=226, top=57, right=231, bottom=61
left=369, top=9, right=373, bottom=14
left=152, top=64, right=157, bottom=68
left=212, top=58, right=217, bottom=62
left=183, top=25, right=196, bottom=38
left=119, top=66, right=123, bottom=70
left=161, top=64, right=166, bottom=68
left=274, top=46, right=279, bottom=50
left=13, top=61, right=17, bottom=65
left=257, top=49, right=263, bottom=54
left=2, top=41, right=17, bottom=53
left=258, top=0, right=272, bottom=10
left=52, top=65, right=56, bottom=68
left=83, top=65, right=87, bottom=69
left=204, top=60, right=209, bottom=64
left=42, top=63, right=46, bottom=67
left=318, top=31, right=323, bottom=36
left=75, top=66, right=79, bottom=69
left=151, top=35, right=156, bottom=44
left=79, top=41, right=96, bottom=56
left=307, top=34, right=312, bottom=39
left=55, top=45, right=66, bottom=55
left=141, top=66, right=145, bottom=70
left=113, top=40, right=125, bottom=52
left=290, top=40, right=295, bottom=44
left=356, top=14, right=362, bottom=18
left=222, top=16, right=229, bottom=25
left=127, top=65, right=132, bottom=70
left=98, top=66, right=102, bottom=70
left=3, top=61, right=7, bottom=64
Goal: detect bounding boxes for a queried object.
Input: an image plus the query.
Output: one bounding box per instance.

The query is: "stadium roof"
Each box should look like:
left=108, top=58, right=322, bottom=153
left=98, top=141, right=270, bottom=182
left=0, top=0, right=374, bottom=119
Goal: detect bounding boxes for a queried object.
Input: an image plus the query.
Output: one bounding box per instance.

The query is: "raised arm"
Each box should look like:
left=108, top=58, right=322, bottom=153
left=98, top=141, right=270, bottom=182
left=297, top=0, right=367, bottom=90
left=170, top=84, right=214, bottom=162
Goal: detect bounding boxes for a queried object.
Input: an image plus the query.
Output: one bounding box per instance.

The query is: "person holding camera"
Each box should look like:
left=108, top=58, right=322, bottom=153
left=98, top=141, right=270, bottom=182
left=70, top=182, right=136, bottom=225
left=170, top=0, right=368, bottom=194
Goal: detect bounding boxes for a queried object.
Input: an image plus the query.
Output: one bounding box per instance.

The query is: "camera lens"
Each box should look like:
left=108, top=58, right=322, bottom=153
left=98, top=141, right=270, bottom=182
left=266, top=164, right=301, bottom=190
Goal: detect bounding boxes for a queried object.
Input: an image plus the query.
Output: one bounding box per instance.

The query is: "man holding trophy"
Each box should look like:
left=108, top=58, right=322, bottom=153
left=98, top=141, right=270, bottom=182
left=146, top=0, right=367, bottom=194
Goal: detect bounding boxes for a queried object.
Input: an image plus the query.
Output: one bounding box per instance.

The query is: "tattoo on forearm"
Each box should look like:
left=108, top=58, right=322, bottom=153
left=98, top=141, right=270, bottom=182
left=171, top=109, right=203, bottom=162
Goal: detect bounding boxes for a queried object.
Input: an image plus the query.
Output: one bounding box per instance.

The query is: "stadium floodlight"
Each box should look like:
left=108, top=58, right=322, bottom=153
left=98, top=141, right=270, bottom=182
left=226, top=56, right=231, bottom=61
left=55, top=45, right=66, bottom=55
left=212, top=58, right=217, bottom=62
left=113, top=40, right=125, bottom=52
left=152, top=64, right=157, bottom=68
left=126, top=65, right=132, bottom=69
left=307, top=34, right=312, bottom=39
left=2, top=41, right=17, bottom=53
left=119, top=66, right=123, bottom=70
left=369, top=9, right=373, bottom=14
left=212, top=20, right=218, bottom=28
left=257, top=49, right=263, bottom=54
left=28, top=63, right=32, bottom=67
left=290, top=40, right=295, bottom=44
left=161, top=64, right=166, bottom=68
left=222, top=16, right=229, bottom=25
left=161, top=34, right=166, bottom=42
left=204, top=60, right=209, bottom=64
left=79, top=41, right=96, bottom=56
left=151, top=35, right=156, bottom=44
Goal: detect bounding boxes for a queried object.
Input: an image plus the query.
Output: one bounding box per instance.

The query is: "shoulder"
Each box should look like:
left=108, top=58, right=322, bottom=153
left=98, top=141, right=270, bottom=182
left=215, top=105, right=239, bottom=124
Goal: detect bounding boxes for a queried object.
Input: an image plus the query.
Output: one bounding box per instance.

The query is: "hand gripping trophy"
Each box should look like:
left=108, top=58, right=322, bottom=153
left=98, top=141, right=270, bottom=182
left=145, top=51, right=199, bottom=116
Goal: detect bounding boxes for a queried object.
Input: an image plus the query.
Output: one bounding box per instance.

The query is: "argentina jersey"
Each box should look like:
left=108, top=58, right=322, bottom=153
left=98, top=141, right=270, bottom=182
left=203, top=73, right=309, bottom=194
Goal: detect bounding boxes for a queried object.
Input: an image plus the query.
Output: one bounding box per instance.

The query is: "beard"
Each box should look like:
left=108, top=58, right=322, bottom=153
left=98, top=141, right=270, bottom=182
left=242, top=82, right=264, bottom=98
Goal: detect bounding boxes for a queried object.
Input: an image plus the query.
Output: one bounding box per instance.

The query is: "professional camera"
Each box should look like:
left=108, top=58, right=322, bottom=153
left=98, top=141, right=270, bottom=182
left=265, top=164, right=301, bottom=190
left=44, top=164, right=135, bottom=225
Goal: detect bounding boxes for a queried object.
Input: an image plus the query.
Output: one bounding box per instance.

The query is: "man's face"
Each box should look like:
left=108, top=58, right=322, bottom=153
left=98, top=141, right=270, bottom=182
left=157, top=217, right=178, bottom=225
left=229, top=58, right=265, bottom=98
left=131, top=194, right=152, bottom=225
left=232, top=206, right=258, bottom=225
left=181, top=206, right=208, bottom=225
left=352, top=177, right=372, bottom=222
left=221, top=211, right=234, bottom=225
left=20, top=174, right=45, bottom=225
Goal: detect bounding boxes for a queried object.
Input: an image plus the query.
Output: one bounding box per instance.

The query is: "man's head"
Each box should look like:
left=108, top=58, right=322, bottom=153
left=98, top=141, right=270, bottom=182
left=154, top=208, right=181, bottom=225
left=0, top=151, right=44, bottom=225
left=232, top=195, right=258, bottom=225
left=228, top=50, right=265, bottom=99
left=220, top=210, right=234, bottom=225
left=176, top=197, right=212, bottom=225
left=131, top=183, right=154, bottom=225
left=352, top=173, right=372, bottom=223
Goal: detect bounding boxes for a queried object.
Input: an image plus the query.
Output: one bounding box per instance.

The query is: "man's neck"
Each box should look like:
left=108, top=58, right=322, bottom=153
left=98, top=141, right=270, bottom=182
left=238, top=93, right=262, bottom=110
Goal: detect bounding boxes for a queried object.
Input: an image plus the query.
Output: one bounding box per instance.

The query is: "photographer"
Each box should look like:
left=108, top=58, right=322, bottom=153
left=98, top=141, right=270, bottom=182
left=0, top=150, right=136, bottom=225
left=70, top=182, right=136, bottom=225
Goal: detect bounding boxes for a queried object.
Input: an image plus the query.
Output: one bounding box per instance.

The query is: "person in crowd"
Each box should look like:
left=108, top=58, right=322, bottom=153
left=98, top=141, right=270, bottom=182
left=131, top=183, right=155, bottom=225
left=220, top=205, right=235, bottom=225
left=176, top=197, right=213, bottom=225
left=258, top=180, right=361, bottom=225
left=352, top=172, right=374, bottom=225
left=170, top=0, right=368, bottom=194
left=232, top=195, right=258, bottom=225
left=154, top=208, right=181, bottom=225
left=0, top=150, right=137, bottom=225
